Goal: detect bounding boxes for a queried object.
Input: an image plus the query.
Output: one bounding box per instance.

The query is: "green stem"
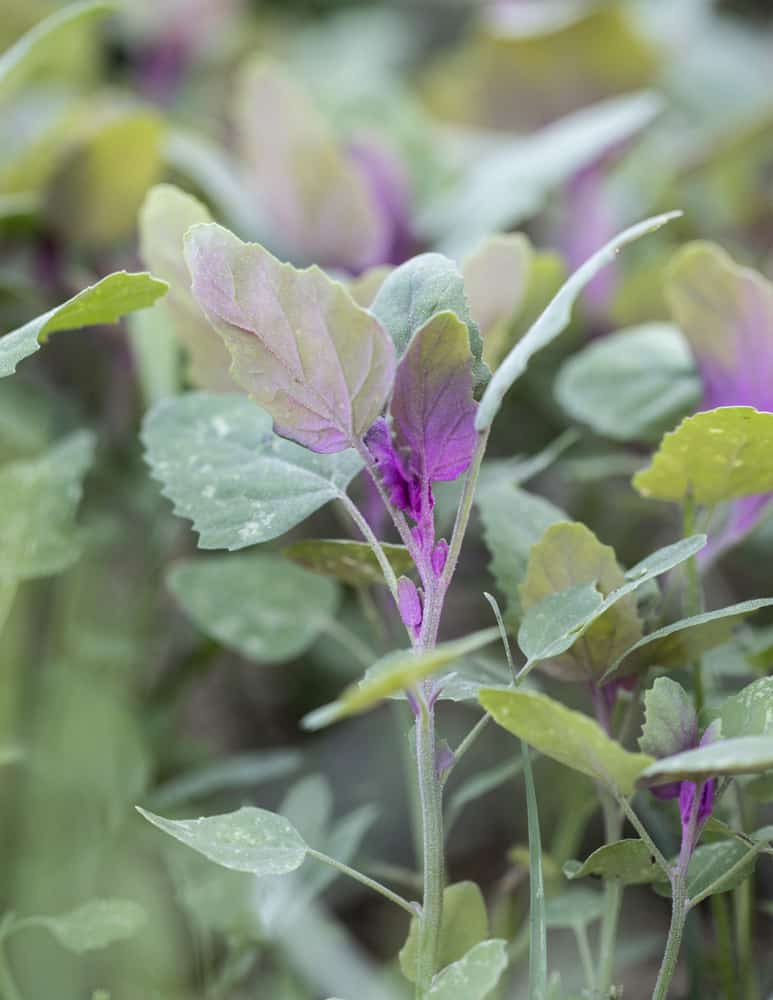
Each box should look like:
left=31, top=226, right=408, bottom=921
left=414, top=699, right=445, bottom=996
left=339, top=492, right=400, bottom=599
left=573, top=922, right=595, bottom=995
left=306, top=848, right=416, bottom=916
left=682, top=495, right=705, bottom=713
left=651, top=878, right=688, bottom=1000
left=439, top=429, right=490, bottom=595
left=710, top=894, right=737, bottom=1000
left=615, top=793, right=670, bottom=875
left=597, top=788, right=624, bottom=995
left=522, top=740, right=547, bottom=1000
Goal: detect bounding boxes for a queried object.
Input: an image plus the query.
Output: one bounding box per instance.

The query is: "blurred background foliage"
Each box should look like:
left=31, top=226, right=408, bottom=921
left=1, top=1, right=773, bottom=998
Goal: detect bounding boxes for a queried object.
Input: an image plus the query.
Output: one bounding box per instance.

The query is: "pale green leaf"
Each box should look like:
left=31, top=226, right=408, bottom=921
left=633, top=407, right=773, bottom=504
left=721, top=677, right=773, bottom=739
left=282, top=538, right=414, bottom=588
left=639, top=736, right=773, bottom=787
left=303, top=628, right=499, bottom=730
left=400, top=882, right=488, bottom=983
left=563, top=840, right=664, bottom=885
left=480, top=689, right=654, bottom=795
left=462, top=233, right=533, bottom=352
left=142, top=392, right=363, bottom=549
left=0, top=271, right=168, bottom=377
left=686, top=840, right=759, bottom=902
left=544, top=888, right=605, bottom=929
left=639, top=677, right=697, bottom=759
left=39, top=899, right=146, bottom=954
left=167, top=554, right=338, bottom=664
left=518, top=582, right=604, bottom=668
left=427, top=939, right=508, bottom=1000
left=137, top=805, right=308, bottom=876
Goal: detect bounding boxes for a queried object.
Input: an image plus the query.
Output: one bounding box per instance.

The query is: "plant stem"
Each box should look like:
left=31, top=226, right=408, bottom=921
left=615, top=793, right=670, bottom=874
left=710, top=894, right=737, bottom=1000
left=339, top=492, right=400, bottom=599
left=682, top=496, right=705, bottom=712
left=523, top=739, right=547, bottom=1000
left=574, top=923, right=595, bottom=995
left=440, top=429, right=489, bottom=594
left=597, top=787, right=624, bottom=995
left=306, top=848, right=416, bottom=916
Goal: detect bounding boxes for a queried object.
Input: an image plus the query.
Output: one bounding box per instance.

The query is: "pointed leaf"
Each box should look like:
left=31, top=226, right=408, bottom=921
left=639, top=677, right=698, bottom=759
left=303, top=628, right=499, bottom=730
left=721, top=677, right=773, bottom=739
left=137, top=805, right=308, bottom=876
left=391, top=310, right=478, bottom=483
left=282, top=538, right=414, bottom=588
left=142, top=392, right=362, bottom=549
left=480, top=689, right=654, bottom=795
left=184, top=223, right=395, bottom=452
left=400, top=882, right=489, bottom=983
left=167, top=554, right=339, bottom=663
left=563, top=840, right=664, bottom=885
left=0, top=271, right=168, bottom=377
left=633, top=407, right=773, bottom=504
left=38, top=899, right=146, bottom=954
left=518, top=582, right=605, bottom=668
left=639, top=736, right=773, bottom=788
left=426, top=939, right=508, bottom=1000
left=685, top=840, right=759, bottom=902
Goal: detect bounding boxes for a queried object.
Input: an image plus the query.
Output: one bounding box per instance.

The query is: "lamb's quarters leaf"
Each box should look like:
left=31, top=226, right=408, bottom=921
left=370, top=252, right=487, bottom=388
left=639, top=678, right=697, bottom=759
left=563, top=840, right=664, bottom=886
left=303, top=628, right=500, bottom=730
left=141, top=392, right=363, bottom=549
left=518, top=582, right=605, bottom=669
left=426, top=939, right=508, bottom=1000
left=0, top=430, right=94, bottom=579
left=0, top=270, right=168, bottom=377
left=639, top=736, right=773, bottom=788
left=35, top=899, right=146, bottom=954
left=167, top=554, right=338, bottom=664
left=481, top=689, right=654, bottom=795
left=476, top=480, right=567, bottom=629
left=462, top=233, right=533, bottom=350
left=633, top=407, right=773, bottom=504
left=400, top=881, right=488, bottom=984
left=607, top=599, right=773, bottom=679
left=721, top=677, right=773, bottom=739
left=0, top=1, right=115, bottom=102
left=138, top=183, right=233, bottom=391
left=149, top=751, right=301, bottom=810
left=136, top=805, right=308, bottom=876
left=544, top=888, right=605, bottom=928
left=555, top=323, right=699, bottom=442
left=46, top=111, right=164, bottom=246
left=475, top=211, right=681, bottom=432
left=282, top=538, right=414, bottom=587
left=655, top=841, right=760, bottom=902
left=184, top=222, right=395, bottom=453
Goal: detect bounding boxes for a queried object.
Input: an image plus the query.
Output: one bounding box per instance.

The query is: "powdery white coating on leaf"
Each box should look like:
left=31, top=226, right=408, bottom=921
left=721, top=677, right=773, bottom=739
left=184, top=223, right=396, bottom=453
left=426, top=939, right=508, bottom=1000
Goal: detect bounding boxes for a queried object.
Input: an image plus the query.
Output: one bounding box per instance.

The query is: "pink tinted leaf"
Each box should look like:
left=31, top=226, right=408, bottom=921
left=184, top=223, right=396, bottom=454
left=390, top=310, right=478, bottom=484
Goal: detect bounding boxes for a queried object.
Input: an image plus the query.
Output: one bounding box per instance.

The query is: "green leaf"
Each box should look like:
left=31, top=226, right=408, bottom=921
left=544, top=888, right=605, bottom=929
left=607, top=599, right=773, bottom=679
left=142, top=392, right=363, bottom=549
left=479, top=689, right=654, bottom=795
left=639, top=677, right=697, bottom=759
left=518, top=582, right=605, bottom=670
left=184, top=222, right=395, bottom=452
left=136, top=805, right=308, bottom=876
left=426, top=939, right=508, bottom=1000
left=167, top=554, right=338, bottom=664
left=639, top=736, right=773, bottom=788
left=282, top=538, right=414, bottom=588
left=0, top=271, right=168, bottom=377
left=400, top=882, right=488, bottom=983
left=0, top=431, right=94, bottom=579
left=721, top=677, right=773, bottom=739
left=563, top=840, right=664, bottom=886
left=303, top=628, right=499, bottom=730
left=686, top=841, right=759, bottom=902
left=0, top=1, right=115, bottom=103
left=555, top=323, right=699, bottom=442
left=475, top=211, right=681, bottom=431
left=149, top=751, right=301, bottom=810
left=633, top=407, right=773, bottom=504
left=37, top=899, right=146, bottom=954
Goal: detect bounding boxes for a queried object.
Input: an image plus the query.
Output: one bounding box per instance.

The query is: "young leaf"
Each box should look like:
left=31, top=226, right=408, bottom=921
left=282, top=539, right=414, bottom=588
left=555, top=323, right=699, bottom=442
left=544, top=888, right=605, bottom=929
left=721, top=677, right=773, bottom=739
left=390, top=310, right=478, bottom=484
left=184, top=223, right=395, bottom=453
left=139, top=183, right=234, bottom=391
left=462, top=233, right=533, bottom=350
left=0, top=271, right=168, bottom=377
left=167, top=554, right=339, bottom=663
left=426, top=939, right=508, bottom=1000
left=303, top=628, right=500, bottom=730
left=639, top=677, right=698, bottom=759
left=136, top=805, right=308, bottom=876
left=633, top=407, right=773, bottom=504
left=142, top=392, right=363, bottom=549
left=475, top=211, right=681, bottom=431
left=639, top=736, right=773, bottom=787
left=479, top=689, right=654, bottom=795
left=36, top=899, right=146, bottom=954
left=563, top=840, right=664, bottom=886
left=399, top=882, right=488, bottom=983
left=517, top=582, right=605, bottom=669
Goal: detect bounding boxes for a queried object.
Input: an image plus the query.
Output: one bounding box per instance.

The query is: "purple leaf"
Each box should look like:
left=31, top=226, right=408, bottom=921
left=184, top=223, right=396, bottom=454
left=398, top=576, right=423, bottom=635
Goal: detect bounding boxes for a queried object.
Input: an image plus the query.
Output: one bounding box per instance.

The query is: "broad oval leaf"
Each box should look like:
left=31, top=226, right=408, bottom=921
left=639, top=736, right=773, bottom=787
left=555, top=323, right=699, bottom=442
left=39, top=899, right=146, bottom=954
left=0, top=271, right=168, bottom=377
left=721, top=677, right=773, bottom=739
left=544, top=888, right=605, bottom=928
left=400, top=881, right=488, bottom=984
left=426, top=939, right=508, bottom=1000
left=633, top=407, right=773, bottom=504
left=480, top=688, right=654, bottom=795
left=167, top=554, right=338, bottom=664
left=476, top=211, right=681, bottom=431
left=142, top=392, right=363, bottom=549
left=137, top=805, right=308, bottom=876
left=282, top=538, right=414, bottom=588
left=563, top=839, right=665, bottom=886
left=184, top=222, right=395, bottom=453
left=686, top=841, right=760, bottom=903
left=303, top=628, right=500, bottom=730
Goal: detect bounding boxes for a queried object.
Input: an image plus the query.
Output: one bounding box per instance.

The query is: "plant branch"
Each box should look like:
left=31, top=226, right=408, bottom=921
left=615, top=792, right=670, bottom=874
left=440, top=428, right=490, bottom=595
left=338, top=492, right=400, bottom=599
left=306, top=848, right=416, bottom=916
